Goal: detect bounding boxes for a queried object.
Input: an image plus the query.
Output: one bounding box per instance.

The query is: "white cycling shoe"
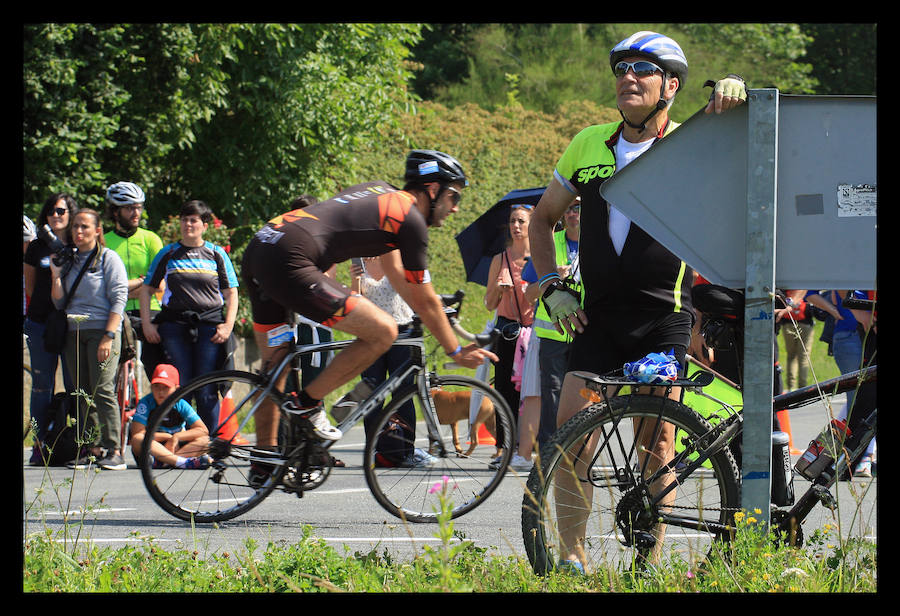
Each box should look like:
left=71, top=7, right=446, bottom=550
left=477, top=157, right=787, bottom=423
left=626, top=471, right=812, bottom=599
left=308, top=409, right=343, bottom=441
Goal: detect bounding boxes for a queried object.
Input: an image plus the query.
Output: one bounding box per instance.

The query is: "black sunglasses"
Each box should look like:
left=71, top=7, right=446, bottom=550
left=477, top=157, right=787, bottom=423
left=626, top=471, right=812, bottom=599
left=50, top=207, right=68, bottom=217
left=445, top=187, right=463, bottom=205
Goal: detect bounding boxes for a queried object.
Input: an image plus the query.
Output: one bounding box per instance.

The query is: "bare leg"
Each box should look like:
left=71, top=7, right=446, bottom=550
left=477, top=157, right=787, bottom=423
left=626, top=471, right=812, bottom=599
left=517, top=395, right=541, bottom=460
left=553, top=372, right=596, bottom=564
left=632, top=386, right=680, bottom=564
left=254, top=298, right=398, bottom=448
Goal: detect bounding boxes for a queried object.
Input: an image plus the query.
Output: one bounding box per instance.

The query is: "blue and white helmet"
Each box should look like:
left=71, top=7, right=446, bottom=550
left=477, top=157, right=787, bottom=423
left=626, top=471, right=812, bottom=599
left=105, top=181, right=146, bottom=207
left=610, top=31, right=688, bottom=91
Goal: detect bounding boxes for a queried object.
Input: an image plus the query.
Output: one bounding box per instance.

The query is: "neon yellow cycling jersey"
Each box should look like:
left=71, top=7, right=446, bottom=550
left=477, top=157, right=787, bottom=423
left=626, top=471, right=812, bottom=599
left=105, top=227, right=164, bottom=312
left=553, top=120, right=692, bottom=315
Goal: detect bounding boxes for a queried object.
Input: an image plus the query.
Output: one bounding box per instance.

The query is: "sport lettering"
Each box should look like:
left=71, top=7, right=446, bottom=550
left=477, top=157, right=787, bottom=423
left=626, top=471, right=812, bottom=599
left=576, top=164, right=615, bottom=184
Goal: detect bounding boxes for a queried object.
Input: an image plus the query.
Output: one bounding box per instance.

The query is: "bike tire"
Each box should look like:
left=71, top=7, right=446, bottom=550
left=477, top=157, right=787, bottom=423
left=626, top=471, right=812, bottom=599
left=363, top=374, right=515, bottom=523
left=522, top=394, right=741, bottom=575
left=139, top=369, right=289, bottom=523
left=117, top=360, right=139, bottom=451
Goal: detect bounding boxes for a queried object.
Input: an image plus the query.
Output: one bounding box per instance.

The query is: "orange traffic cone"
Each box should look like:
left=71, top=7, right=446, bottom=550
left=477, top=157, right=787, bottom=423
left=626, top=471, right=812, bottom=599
left=475, top=423, right=496, bottom=446
left=218, top=388, right=250, bottom=445
left=776, top=408, right=803, bottom=455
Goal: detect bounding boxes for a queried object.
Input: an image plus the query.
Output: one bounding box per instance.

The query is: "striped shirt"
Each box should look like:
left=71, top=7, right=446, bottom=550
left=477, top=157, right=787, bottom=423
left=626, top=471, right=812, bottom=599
left=145, top=241, right=238, bottom=314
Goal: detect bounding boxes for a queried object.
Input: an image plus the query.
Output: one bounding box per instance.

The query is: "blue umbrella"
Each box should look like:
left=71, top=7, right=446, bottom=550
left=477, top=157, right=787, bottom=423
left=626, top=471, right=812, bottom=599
left=454, top=187, right=546, bottom=286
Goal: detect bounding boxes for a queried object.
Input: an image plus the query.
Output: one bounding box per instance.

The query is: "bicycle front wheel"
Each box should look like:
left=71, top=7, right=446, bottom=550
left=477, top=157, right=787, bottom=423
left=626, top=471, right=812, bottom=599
left=522, top=394, right=741, bottom=575
left=139, top=370, right=288, bottom=523
left=363, top=374, right=515, bottom=523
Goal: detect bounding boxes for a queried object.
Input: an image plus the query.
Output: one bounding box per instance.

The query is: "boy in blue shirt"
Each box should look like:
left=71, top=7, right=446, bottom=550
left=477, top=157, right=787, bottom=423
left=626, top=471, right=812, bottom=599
left=130, top=363, right=212, bottom=469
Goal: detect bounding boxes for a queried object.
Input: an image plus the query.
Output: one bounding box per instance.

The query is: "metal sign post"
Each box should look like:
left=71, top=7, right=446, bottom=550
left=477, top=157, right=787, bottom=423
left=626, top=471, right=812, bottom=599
left=741, top=89, right=779, bottom=524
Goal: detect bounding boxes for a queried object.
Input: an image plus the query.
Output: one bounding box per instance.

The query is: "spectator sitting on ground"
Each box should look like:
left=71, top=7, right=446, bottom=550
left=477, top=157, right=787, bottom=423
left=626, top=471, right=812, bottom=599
left=129, top=363, right=211, bottom=469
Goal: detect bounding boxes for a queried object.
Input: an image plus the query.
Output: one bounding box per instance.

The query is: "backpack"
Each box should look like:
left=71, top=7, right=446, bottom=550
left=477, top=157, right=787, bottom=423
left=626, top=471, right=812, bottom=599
left=39, top=392, right=87, bottom=466
left=373, top=413, right=415, bottom=468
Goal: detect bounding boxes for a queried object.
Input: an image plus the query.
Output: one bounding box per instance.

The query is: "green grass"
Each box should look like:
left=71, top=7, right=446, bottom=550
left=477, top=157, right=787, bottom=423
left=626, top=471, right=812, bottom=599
left=23, top=508, right=876, bottom=593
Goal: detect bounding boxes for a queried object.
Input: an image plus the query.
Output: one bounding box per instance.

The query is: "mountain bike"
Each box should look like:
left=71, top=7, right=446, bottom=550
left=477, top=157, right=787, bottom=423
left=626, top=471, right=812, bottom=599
left=139, top=290, right=515, bottom=524
left=521, top=291, right=876, bottom=573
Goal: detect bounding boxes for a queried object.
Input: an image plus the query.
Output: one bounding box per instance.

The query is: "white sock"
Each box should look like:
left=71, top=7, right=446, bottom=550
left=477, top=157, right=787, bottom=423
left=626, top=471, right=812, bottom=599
left=175, top=456, right=188, bottom=468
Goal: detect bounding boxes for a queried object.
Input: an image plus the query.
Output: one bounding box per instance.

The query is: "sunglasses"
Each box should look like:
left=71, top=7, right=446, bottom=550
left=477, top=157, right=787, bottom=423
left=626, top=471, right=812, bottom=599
left=566, top=204, right=581, bottom=213
left=511, top=204, right=534, bottom=211
left=50, top=207, right=68, bottom=217
left=613, top=60, right=664, bottom=79
left=445, top=187, right=463, bottom=205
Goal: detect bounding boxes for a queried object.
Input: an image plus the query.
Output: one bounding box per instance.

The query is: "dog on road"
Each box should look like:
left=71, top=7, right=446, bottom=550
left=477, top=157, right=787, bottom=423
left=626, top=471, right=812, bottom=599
left=431, top=388, right=500, bottom=457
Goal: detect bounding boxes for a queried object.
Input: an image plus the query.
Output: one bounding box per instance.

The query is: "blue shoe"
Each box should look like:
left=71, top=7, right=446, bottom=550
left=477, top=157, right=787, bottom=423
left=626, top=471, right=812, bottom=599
left=557, top=559, right=585, bottom=575
left=402, top=448, right=438, bottom=468
left=182, top=455, right=212, bottom=470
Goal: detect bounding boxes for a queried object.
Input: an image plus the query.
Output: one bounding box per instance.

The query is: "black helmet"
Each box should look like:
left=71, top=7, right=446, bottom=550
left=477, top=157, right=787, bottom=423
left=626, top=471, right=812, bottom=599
left=404, top=150, right=468, bottom=187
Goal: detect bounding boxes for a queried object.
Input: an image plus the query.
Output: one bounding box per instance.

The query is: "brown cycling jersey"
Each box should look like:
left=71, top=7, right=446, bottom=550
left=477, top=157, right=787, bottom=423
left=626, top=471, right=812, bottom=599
left=264, top=181, right=430, bottom=283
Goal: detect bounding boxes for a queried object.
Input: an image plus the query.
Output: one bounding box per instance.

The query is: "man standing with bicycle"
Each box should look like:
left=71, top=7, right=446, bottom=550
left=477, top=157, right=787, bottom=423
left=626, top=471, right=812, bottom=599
left=242, top=150, right=498, bottom=481
left=528, top=31, right=746, bottom=571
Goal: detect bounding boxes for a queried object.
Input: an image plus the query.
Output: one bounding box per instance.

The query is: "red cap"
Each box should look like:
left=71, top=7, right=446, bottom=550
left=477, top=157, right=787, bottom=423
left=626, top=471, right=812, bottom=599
left=151, top=364, right=180, bottom=388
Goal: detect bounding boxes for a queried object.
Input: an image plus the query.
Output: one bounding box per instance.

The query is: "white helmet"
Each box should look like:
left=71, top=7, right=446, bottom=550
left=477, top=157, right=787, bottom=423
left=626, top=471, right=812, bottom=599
left=105, top=181, right=146, bottom=207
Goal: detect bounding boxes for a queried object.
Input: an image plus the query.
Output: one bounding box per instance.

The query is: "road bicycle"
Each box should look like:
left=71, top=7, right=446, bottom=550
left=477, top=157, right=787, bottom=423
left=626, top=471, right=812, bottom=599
left=521, top=291, right=876, bottom=573
left=139, top=290, right=515, bottom=524
left=115, top=321, right=142, bottom=452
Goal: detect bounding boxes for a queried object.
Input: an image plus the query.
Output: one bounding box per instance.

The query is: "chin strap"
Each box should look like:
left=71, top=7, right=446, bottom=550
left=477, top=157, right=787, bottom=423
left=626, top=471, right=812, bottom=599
left=425, top=184, right=449, bottom=226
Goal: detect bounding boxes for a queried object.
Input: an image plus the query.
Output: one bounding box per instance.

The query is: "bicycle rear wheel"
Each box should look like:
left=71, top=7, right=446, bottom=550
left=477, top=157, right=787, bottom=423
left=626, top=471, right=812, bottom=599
left=117, top=360, right=140, bottom=453
left=522, top=394, right=740, bottom=574
left=363, top=374, right=515, bottom=523
left=139, top=370, right=289, bottom=523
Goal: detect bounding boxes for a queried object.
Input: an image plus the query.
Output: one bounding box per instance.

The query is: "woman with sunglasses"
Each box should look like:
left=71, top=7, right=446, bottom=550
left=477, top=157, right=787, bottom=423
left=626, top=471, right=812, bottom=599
left=24, top=193, right=79, bottom=465
left=484, top=203, right=536, bottom=468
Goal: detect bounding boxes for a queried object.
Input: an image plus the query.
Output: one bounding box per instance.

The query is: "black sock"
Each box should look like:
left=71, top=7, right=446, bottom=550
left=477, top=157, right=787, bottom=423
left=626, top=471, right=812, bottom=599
left=297, top=389, right=321, bottom=408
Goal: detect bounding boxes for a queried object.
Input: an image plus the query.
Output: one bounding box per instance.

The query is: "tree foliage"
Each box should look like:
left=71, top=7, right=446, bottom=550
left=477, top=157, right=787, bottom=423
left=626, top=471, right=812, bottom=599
left=419, top=23, right=872, bottom=121
left=23, top=23, right=422, bottom=223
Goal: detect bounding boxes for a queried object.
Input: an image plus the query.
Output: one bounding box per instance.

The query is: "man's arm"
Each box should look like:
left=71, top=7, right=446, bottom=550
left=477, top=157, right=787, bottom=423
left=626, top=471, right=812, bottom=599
left=529, top=180, right=586, bottom=336
left=380, top=250, right=498, bottom=369
left=530, top=179, right=573, bottom=282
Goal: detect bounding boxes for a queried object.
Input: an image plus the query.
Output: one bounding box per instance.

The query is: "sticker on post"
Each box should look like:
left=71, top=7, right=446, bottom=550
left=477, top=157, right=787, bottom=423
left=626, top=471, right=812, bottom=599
left=837, top=184, right=876, bottom=217
left=266, top=324, right=295, bottom=347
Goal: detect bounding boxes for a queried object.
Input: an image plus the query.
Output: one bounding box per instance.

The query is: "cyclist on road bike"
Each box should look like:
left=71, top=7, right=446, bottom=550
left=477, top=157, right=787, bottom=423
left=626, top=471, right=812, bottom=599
left=242, top=150, right=499, bottom=478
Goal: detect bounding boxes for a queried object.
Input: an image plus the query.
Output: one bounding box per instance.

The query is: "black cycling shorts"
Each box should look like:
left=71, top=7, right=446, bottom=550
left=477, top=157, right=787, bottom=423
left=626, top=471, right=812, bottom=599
left=567, top=307, right=694, bottom=377
left=242, top=224, right=358, bottom=329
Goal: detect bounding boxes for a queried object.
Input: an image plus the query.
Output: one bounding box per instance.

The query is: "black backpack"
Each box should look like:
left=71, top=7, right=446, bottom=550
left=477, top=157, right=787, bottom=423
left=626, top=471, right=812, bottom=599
left=373, top=413, right=415, bottom=468
left=39, top=392, right=86, bottom=466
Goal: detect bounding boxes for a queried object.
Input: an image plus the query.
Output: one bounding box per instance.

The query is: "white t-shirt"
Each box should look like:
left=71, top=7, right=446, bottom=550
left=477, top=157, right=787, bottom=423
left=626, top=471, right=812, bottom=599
left=608, top=136, right=655, bottom=255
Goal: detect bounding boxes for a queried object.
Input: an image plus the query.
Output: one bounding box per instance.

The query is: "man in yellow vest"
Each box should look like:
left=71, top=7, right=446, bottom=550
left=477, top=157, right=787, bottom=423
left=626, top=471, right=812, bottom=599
left=522, top=197, right=581, bottom=448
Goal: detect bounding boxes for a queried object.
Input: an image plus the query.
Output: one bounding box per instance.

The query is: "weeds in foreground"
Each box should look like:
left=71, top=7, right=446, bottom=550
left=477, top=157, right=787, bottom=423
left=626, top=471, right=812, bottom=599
left=24, top=497, right=876, bottom=593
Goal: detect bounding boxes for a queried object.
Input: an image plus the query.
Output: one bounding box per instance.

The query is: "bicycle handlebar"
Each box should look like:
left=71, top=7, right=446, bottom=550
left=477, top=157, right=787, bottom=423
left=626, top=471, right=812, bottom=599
left=437, top=289, right=499, bottom=349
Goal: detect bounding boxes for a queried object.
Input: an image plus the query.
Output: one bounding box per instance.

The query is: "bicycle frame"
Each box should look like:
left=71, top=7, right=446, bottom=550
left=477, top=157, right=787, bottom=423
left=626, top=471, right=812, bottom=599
left=215, top=321, right=450, bottom=456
